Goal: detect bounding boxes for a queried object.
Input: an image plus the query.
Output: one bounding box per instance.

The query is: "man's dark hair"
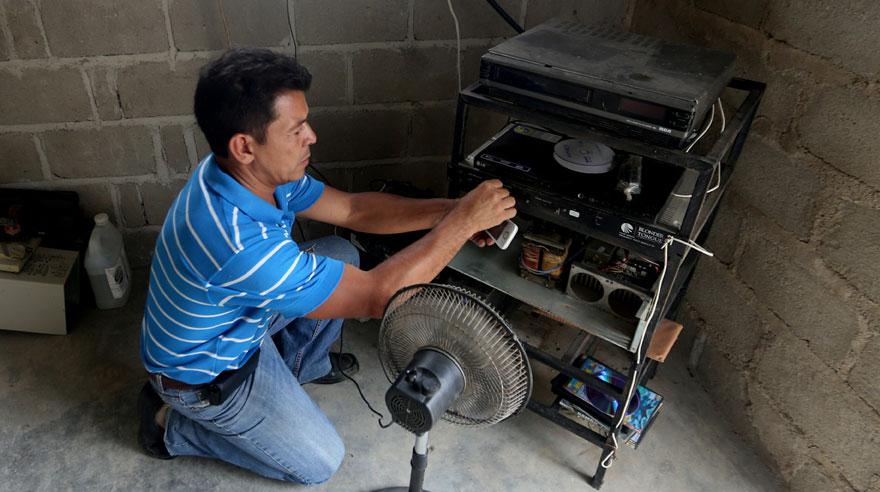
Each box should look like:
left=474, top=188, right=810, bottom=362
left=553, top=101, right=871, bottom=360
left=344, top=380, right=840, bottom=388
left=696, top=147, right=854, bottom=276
left=194, top=48, right=312, bottom=158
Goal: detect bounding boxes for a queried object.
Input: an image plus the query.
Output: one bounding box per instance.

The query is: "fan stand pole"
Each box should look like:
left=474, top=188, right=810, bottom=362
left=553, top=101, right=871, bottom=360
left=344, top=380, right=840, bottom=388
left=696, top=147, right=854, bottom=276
left=409, top=432, right=430, bottom=492
left=376, top=432, right=431, bottom=492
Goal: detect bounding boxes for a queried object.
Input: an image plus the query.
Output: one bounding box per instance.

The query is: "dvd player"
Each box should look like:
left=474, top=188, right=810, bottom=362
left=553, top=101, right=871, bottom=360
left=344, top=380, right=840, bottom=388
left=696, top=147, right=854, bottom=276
left=479, top=18, right=735, bottom=148
left=453, top=123, right=686, bottom=254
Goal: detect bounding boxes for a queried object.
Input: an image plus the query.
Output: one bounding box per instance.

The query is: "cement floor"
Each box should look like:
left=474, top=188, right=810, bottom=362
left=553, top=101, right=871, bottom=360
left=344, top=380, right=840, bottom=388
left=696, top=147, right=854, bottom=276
left=0, top=272, right=782, bottom=491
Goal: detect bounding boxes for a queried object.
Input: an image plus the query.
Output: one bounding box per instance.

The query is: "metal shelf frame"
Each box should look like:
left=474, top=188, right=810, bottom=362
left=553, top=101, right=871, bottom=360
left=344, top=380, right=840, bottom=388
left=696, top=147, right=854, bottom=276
left=444, top=77, right=765, bottom=489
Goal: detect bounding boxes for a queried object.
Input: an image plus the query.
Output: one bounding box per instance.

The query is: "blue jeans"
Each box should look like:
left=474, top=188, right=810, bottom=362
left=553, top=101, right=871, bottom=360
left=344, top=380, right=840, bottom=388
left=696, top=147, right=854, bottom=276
left=149, top=236, right=360, bottom=484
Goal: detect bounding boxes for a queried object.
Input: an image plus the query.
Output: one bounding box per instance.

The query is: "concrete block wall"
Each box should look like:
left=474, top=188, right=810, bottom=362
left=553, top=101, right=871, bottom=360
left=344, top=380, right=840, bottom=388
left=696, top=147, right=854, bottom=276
left=0, top=0, right=628, bottom=267
left=630, top=1, right=880, bottom=490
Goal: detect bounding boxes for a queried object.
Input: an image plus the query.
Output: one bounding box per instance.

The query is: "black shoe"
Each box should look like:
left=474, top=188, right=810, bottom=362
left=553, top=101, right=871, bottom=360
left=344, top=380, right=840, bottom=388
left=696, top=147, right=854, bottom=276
left=137, top=382, right=174, bottom=460
left=312, top=352, right=359, bottom=385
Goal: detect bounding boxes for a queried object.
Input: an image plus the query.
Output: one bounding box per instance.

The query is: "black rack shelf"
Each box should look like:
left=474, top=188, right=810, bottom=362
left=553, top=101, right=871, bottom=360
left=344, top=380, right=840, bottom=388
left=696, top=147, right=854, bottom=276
left=444, top=76, right=764, bottom=489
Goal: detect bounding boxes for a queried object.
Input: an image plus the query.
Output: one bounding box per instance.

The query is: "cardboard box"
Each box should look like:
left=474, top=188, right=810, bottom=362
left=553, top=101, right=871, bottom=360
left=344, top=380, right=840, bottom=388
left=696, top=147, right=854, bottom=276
left=0, top=247, right=79, bottom=335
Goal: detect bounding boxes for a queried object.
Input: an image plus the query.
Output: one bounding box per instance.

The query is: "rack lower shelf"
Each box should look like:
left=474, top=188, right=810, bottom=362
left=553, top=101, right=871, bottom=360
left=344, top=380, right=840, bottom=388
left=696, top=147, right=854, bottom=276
left=447, top=234, right=639, bottom=351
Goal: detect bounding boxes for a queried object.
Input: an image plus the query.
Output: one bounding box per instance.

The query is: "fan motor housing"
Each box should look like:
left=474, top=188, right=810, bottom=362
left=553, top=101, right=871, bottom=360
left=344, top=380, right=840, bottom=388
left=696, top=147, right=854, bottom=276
left=386, top=348, right=465, bottom=435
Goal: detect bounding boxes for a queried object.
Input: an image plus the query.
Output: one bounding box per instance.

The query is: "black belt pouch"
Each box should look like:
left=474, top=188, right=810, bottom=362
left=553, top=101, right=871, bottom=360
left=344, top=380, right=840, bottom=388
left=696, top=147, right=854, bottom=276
left=206, top=349, right=261, bottom=405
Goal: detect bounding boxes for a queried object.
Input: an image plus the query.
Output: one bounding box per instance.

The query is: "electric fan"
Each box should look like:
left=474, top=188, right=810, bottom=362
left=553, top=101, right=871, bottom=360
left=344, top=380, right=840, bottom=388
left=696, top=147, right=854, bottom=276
left=376, top=284, right=533, bottom=492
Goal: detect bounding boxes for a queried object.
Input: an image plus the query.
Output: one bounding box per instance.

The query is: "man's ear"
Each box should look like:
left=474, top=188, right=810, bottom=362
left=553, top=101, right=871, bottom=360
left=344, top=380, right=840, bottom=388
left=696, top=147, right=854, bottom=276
left=227, top=133, right=255, bottom=165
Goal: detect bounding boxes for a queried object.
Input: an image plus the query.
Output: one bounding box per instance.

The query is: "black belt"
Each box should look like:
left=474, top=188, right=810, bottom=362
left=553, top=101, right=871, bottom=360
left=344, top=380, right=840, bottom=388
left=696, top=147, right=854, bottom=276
left=153, top=349, right=261, bottom=405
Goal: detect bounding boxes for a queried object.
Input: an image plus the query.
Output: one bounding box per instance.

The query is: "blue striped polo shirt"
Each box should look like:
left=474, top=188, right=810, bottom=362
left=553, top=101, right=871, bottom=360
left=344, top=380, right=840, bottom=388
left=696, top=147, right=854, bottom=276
left=140, top=155, right=344, bottom=384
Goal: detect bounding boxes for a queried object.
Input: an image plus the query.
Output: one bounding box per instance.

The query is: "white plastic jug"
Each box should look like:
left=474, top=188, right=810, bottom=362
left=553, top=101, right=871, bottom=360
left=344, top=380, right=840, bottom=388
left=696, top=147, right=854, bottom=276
left=85, top=213, right=131, bottom=309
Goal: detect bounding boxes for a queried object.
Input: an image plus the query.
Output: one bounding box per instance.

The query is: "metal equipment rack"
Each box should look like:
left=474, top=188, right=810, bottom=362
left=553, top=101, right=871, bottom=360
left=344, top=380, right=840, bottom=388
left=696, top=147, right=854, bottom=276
left=445, top=77, right=765, bottom=489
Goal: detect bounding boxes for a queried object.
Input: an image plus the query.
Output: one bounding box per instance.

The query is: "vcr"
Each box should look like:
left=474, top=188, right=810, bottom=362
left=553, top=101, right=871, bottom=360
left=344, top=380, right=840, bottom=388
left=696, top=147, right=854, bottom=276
left=479, top=18, right=735, bottom=148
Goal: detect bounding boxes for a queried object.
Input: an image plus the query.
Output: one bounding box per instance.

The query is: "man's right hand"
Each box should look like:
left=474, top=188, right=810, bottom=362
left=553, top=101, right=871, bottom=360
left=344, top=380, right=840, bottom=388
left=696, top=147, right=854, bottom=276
left=447, top=180, right=517, bottom=237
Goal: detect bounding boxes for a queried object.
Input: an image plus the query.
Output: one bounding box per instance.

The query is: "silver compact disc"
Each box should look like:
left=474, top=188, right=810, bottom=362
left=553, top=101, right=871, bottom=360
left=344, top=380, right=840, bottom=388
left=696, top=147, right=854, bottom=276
left=553, top=139, right=615, bottom=174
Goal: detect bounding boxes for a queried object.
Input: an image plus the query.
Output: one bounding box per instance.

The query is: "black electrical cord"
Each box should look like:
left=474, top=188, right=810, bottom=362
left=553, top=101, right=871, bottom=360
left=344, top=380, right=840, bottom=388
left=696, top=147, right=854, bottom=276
left=485, top=0, right=524, bottom=33
left=307, top=166, right=333, bottom=188
left=304, top=166, right=391, bottom=428
left=337, top=322, right=394, bottom=429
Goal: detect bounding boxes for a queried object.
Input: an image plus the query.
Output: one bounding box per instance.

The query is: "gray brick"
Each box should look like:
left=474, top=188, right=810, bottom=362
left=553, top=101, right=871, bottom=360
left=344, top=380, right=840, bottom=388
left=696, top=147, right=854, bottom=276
left=297, top=51, right=347, bottom=107
left=86, top=67, right=123, bottom=121
left=140, top=180, right=186, bottom=225
left=729, top=137, right=820, bottom=240
left=799, top=85, right=880, bottom=190
left=694, top=343, right=752, bottom=439
left=410, top=104, right=455, bottom=157
left=294, top=0, right=407, bottom=45
left=672, top=301, right=703, bottom=361
left=462, top=106, right=509, bottom=154
left=223, top=0, right=291, bottom=47
left=4, top=0, right=47, bottom=59
left=694, top=0, right=768, bottom=29
left=759, top=43, right=851, bottom=146
left=353, top=47, right=457, bottom=103
left=629, top=0, right=696, bottom=45
left=789, top=461, right=849, bottom=492
left=116, top=183, right=144, bottom=228
left=704, top=194, right=743, bottom=264
left=820, top=201, right=880, bottom=304
left=764, top=0, right=880, bottom=78
left=58, top=183, right=117, bottom=224
left=44, top=127, right=155, bottom=178
left=0, top=15, right=8, bottom=60
left=686, top=259, right=769, bottom=366
left=123, top=229, right=159, bottom=268
left=756, top=330, right=880, bottom=490
left=461, top=42, right=493, bottom=86
left=160, top=126, right=190, bottom=175
left=41, top=0, right=167, bottom=56
left=191, top=126, right=212, bottom=161
left=309, top=109, right=409, bottom=162
left=307, top=165, right=351, bottom=191
left=525, top=0, right=628, bottom=29
left=747, top=386, right=809, bottom=481
left=0, top=134, right=42, bottom=183
left=414, top=0, right=523, bottom=40
left=739, top=235, right=860, bottom=366
left=116, top=59, right=203, bottom=118
left=847, top=336, right=880, bottom=415
left=0, top=67, right=92, bottom=124
left=168, top=0, right=226, bottom=51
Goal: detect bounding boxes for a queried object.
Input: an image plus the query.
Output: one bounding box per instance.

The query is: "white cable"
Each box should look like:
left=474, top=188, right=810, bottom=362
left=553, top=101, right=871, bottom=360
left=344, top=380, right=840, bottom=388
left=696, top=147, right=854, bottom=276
left=705, top=99, right=726, bottom=193
left=447, top=0, right=462, bottom=93
left=685, top=103, right=714, bottom=153
left=601, top=433, right=619, bottom=468
left=601, top=236, right=714, bottom=469
left=673, top=98, right=725, bottom=198
left=668, top=236, right=715, bottom=257
left=601, top=241, right=669, bottom=470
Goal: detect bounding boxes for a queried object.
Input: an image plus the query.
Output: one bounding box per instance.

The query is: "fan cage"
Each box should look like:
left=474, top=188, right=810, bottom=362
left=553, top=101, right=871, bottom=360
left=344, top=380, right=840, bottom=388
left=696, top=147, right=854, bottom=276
left=379, top=284, right=532, bottom=427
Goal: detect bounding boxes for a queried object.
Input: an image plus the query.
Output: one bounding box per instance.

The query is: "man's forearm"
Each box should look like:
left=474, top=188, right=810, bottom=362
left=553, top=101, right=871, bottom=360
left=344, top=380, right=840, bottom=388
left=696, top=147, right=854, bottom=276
left=345, top=192, right=456, bottom=234
left=366, top=212, right=472, bottom=314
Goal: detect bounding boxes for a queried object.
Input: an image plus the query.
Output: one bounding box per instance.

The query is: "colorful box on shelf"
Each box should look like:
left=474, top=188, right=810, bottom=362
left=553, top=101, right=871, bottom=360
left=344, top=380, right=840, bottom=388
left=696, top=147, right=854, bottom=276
left=552, top=357, right=664, bottom=449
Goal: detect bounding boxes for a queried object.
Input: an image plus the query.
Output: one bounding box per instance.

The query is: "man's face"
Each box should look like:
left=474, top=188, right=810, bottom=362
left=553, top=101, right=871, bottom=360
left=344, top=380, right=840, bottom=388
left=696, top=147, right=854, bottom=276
left=251, top=90, right=317, bottom=185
